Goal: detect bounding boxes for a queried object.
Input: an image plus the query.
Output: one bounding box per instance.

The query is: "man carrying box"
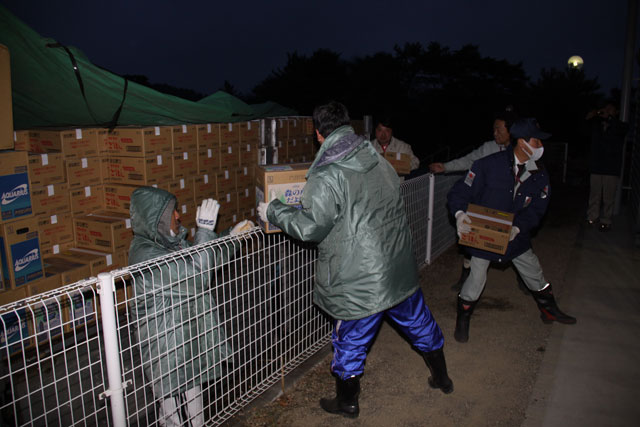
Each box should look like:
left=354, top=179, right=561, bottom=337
left=447, top=118, right=576, bottom=343
left=371, top=116, right=420, bottom=172
left=258, top=102, right=452, bottom=418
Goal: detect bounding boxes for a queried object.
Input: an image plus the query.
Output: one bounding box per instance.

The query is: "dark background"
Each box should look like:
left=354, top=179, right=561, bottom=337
left=2, top=1, right=636, bottom=164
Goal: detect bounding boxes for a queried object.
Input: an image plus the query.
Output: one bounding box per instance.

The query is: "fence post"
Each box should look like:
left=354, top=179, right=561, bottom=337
left=97, top=272, right=127, bottom=427
left=426, top=173, right=435, bottom=265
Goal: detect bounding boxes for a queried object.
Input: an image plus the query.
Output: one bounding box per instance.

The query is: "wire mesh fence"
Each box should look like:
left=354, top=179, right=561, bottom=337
left=0, top=173, right=459, bottom=426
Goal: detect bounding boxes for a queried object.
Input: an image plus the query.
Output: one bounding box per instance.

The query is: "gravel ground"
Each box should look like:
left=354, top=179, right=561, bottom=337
left=230, top=184, right=583, bottom=427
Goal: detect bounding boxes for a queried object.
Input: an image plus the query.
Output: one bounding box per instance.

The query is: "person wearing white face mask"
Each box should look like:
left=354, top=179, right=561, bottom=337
left=446, top=118, right=576, bottom=343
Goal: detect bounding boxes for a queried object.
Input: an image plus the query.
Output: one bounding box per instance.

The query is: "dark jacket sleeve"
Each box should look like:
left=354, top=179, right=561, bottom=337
left=447, top=160, right=485, bottom=215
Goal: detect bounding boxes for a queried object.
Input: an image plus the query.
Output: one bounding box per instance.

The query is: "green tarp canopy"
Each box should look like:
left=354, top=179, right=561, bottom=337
left=198, top=91, right=254, bottom=117
left=0, top=5, right=296, bottom=130
left=250, top=101, right=298, bottom=117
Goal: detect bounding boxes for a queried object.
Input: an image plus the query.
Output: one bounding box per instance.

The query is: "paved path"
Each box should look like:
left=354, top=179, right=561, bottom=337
left=523, top=211, right=640, bottom=427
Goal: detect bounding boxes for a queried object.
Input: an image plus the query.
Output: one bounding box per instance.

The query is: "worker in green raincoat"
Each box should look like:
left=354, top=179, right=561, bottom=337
left=258, top=102, right=453, bottom=418
left=129, top=186, right=251, bottom=426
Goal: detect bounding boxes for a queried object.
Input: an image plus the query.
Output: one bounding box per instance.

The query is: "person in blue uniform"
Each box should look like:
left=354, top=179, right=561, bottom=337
left=447, top=118, right=576, bottom=343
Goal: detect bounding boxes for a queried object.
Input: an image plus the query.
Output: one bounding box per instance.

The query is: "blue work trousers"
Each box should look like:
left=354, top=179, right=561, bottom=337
left=331, top=289, right=444, bottom=379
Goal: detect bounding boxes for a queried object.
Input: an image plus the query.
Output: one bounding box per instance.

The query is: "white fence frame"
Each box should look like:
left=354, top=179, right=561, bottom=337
left=0, top=173, right=458, bottom=426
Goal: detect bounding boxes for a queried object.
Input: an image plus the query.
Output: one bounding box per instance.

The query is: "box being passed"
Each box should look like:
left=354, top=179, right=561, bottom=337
left=255, top=163, right=309, bottom=233
left=458, top=204, right=514, bottom=255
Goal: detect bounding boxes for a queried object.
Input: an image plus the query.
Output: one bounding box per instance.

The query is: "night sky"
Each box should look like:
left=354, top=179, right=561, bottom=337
left=2, top=0, right=635, bottom=97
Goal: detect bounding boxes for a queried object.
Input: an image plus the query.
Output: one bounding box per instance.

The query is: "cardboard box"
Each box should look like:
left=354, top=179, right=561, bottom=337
left=13, top=131, right=41, bottom=152
left=40, top=240, right=74, bottom=257
left=220, top=122, right=240, bottom=144
left=166, top=179, right=194, bottom=206
left=0, top=286, right=27, bottom=306
left=102, top=155, right=172, bottom=185
left=216, top=169, right=235, bottom=194
left=99, top=127, right=172, bottom=156
left=176, top=200, right=197, bottom=230
left=74, top=211, right=132, bottom=253
left=217, top=210, right=238, bottom=233
left=32, top=296, right=64, bottom=344
left=287, top=118, right=304, bottom=138
left=237, top=186, right=255, bottom=211
left=239, top=142, right=258, bottom=166
left=43, top=256, right=91, bottom=286
left=458, top=204, right=514, bottom=255
left=172, top=150, right=198, bottom=180
left=0, top=307, right=31, bottom=355
left=220, top=143, right=239, bottom=168
left=36, top=212, right=74, bottom=249
left=0, top=44, right=13, bottom=150
left=69, top=185, right=104, bottom=216
left=27, top=130, right=63, bottom=152
left=171, top=125, right=197, bottom=153
left=59, top=247, right=127, bottom=275
left=197, top=147, right=219, bottom=175
left=196, top=123, right=220, bottom=150
left=0, top=217, right=44, bottom=289
left=66, top=287, right=96, bottom=330
left=27, top=271, right=62, bottom=296
left=383, top=151, right=411, bottom=175
left=65, top=156, right=102, bottom=189
left=255, top=163, right=310, bottom=233
left=103, top=183, right=138, bottom=215
left=28, top=152, right=65, bottom=186
left=239, top=120, right=260, bottom=143
left=59, top=128, right=99, bottom=159
left=235, top=166, right=254, bottom=190
left=31, top=183, right=70, bottom=217
left=1, top=150, right=33, bottom=223
left=193, top=174, right=216, bottom=205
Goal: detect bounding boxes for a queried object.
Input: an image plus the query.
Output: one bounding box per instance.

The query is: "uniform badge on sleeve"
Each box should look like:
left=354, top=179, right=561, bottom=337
left=464, top=171, right=476, bottom=187
left=540, top=185, right=549, bottom=199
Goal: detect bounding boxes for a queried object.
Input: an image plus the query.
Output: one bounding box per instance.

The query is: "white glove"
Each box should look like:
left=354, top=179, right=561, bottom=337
left=455, top=210, right=472, bottom=238
left=231, top=219, right=254, bottom=235
left=196, top=198, right=220, bottom=231
left=258, top=202, right=270, bottom=223
left=509, top=226, right=520, bottom=241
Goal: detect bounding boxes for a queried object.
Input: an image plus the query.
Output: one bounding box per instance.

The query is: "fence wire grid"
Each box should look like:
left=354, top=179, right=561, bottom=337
left=0, top=173, right=459, bottom=426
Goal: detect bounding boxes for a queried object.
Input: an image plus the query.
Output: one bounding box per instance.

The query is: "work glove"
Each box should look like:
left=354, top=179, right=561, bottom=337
left=509, top=226, right=520, bottom=241
left=258, top=202, right=270, bottom=223
left=455, top=210, right=472, bottom=238
left=258, top=190, right=277, bottom=223
left=231, top=219, right=254, bottom=235
left=196, top=198, right=220, bottom=231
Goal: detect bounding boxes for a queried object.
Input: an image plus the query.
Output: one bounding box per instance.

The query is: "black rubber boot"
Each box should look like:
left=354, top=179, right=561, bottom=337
left=515, top=271, right=531, bottom=295
left=319, top=376, right=360, bottom=418
left=451, top=266, right=470, bottom=292
left=422, top=348, right=454, bottom=394
left=454, top=297, right=477, bottom=343
left=532, top=285, right=577, bottom=325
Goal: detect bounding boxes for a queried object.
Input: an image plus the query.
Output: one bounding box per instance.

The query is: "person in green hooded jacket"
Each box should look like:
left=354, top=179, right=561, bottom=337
left=128, top=186, right=252, bottom=426
left=258, top=102, right=453, bottom=418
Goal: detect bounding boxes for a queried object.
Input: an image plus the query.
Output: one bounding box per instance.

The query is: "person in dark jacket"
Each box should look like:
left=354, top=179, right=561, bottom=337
left=258, top=102, right=452, bottom=418
left=447, top=118, right=576, bottom=343
left=585, top=103, right=629, bottom=231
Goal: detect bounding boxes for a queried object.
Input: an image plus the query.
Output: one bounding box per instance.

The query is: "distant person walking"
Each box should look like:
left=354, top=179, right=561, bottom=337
left=585, top=102, right=628, bottom=231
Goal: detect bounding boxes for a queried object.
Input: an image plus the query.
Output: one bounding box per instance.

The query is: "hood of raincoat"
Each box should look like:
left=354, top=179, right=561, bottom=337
left=308, top=125, right=378, bottom=176
left=130, top=186, right=187, bottom=252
